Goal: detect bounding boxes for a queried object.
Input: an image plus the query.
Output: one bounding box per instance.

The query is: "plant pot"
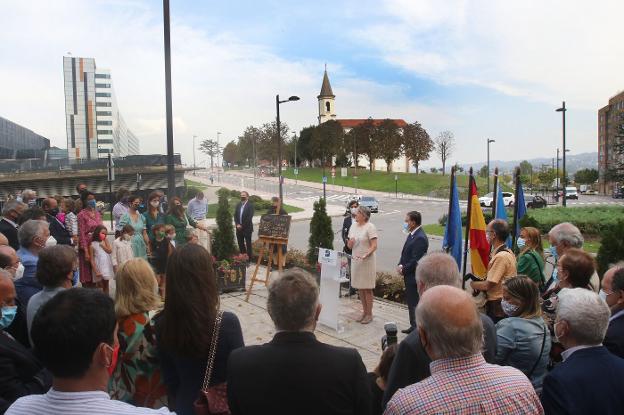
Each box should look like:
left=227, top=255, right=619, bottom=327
left=215, top=263, right=247, bottom=293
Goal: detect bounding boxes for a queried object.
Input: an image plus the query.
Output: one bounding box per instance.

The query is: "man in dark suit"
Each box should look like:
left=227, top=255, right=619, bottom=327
left=227, top=269, right=371, bottom=415
left=383, top=252, right=497, bottom=408
left=601, top=265, right=624, bottom=358
left=234, top=191, right=254, bottom=257
left=42, top=198, right=71, bottom=246
left=397, top=211, right=428, bottom=333
left=0, top=201, right=26, bottom=251
left=0, top=271, right=52, bottom=412
left=541, top=288, right=624, bottom=414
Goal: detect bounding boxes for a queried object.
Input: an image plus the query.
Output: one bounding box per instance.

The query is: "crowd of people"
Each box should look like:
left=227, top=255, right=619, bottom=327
left=1, top=184, right=624, bottom=414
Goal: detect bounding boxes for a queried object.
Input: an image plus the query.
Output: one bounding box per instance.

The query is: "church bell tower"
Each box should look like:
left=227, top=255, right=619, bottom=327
left=318, top=67, right=336, bottom=124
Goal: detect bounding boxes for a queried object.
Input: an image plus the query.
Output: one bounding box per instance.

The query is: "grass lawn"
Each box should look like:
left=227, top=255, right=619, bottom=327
left=206, top=198, right=303, bottom=219
left=185, top=179, right=205, bottom=189
left=282, top=167, right=509, bottom=198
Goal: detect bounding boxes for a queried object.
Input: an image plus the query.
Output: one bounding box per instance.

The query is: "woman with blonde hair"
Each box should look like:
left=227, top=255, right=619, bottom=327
left=516, top=227, right=545, bottom=289
left=109, top=258, right=168, bottom=409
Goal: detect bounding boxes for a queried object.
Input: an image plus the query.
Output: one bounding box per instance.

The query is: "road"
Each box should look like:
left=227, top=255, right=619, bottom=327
left=206, top=171, right=623, bottom=272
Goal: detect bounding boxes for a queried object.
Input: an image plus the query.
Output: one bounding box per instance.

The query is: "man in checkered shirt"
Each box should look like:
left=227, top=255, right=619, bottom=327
left=385, top=286, right=543, bottom=415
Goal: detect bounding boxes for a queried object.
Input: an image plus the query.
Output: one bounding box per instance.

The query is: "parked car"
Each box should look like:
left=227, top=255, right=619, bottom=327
left=613, top=188, right=624, bottom=199
left=358, top=196, right=379, bottom=213
left=564, top=186, right=579, bottom=200
left=585, top=189, right=598, bottom=195
left=479, top=191, right=515, bottom=207
left=526, top=195, right=547, bottom=209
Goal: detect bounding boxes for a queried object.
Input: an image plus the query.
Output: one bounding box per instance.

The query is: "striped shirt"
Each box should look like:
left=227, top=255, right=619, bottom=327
left=6, top=389, right=173, bottom=415
left=384, top=354, right=543, bottom=415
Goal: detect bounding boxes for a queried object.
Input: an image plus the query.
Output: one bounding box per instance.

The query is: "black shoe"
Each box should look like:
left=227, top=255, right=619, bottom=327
left=401, top=326, right=415, bottom=334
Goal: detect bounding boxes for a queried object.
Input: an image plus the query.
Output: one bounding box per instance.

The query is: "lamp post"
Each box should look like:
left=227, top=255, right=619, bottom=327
left=293, top=133, right=298, bottom=185
left=276, top=94, right=300, bottom=202
left=192, top=135, right=197, bottom=175
left=216, top=131, right=221, bottom=169
left=252, top=129, right=257, bottom=190
left=556, top=101, right=567, bottom=207
left=487, top=138, right=496, bottom=194
left=556, top=148, right=560, bottom=203
left=162, top=0, right=175, bottom=198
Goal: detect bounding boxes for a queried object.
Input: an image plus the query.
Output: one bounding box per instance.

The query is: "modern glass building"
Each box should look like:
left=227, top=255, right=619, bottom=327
left=0, top=116, right=50, bottom=159
left=63, top=56, right=139, bottom=160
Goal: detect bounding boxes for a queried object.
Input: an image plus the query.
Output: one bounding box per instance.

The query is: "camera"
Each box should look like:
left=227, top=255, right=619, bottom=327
left=381, top=322, right=398, bottom=350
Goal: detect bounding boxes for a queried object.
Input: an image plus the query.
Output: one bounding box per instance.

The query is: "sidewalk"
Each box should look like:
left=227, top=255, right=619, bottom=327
left=186, top=174, right=346, bottom=230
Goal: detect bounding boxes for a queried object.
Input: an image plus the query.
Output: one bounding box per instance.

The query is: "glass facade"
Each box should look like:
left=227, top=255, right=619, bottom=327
left=0, top=116, right=50, bottom=159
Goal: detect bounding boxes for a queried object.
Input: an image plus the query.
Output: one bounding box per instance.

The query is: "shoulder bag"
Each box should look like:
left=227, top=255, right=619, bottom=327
left=526, top=323, right=547, bottom=379
left=193, top=311, right=230, bottom=415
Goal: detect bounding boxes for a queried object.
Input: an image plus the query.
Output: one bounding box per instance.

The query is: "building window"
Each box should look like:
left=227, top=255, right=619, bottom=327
left=98, top=148, right=112, bottom=154
left=97, top=129, right=113, bottom=135
left=326, top=102, right=330, bottom=112
left=96, top=111, right=112, bottom=116
left=95, top=92, right=111, bottom=97
left=95, top=83, right=111, bottom=88
left=98, top=139, right=113, bottom=144
left=97, top=120, right=113, bottom=126
left=96, top=102, right=112, bottom=107
left=95, top=73, right=111, bottom=79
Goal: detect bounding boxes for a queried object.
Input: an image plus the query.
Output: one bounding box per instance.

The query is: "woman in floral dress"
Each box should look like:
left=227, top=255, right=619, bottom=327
left=119, top=195, right=150, bottom=259
left=109, top=258, right=168, bottom=409
left=77, top=191, right=102, bottom=287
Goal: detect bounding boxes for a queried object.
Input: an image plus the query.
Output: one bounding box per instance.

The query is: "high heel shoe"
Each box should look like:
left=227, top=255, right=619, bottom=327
left=360, top=315, right=373, bottom=324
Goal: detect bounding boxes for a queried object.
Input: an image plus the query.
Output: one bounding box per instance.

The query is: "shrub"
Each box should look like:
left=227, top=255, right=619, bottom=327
left=596, top=219, right=624, bottom=275
left=438, top=210, right=496, bottom=227
left=249, top=195, right=272, bottom=210
left=212, top=188, right=236, bottom=260
left=307, top=198, right=333, bottom=265
left=229, top=189, right=241, bottom=198
left=373, top=272, right=406, bottom=304
left=520, top=206, right=624, bottom=236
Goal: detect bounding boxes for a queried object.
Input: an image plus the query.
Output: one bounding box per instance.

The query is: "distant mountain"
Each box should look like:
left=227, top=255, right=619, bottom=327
left=460, top=152, right=597, bottom=174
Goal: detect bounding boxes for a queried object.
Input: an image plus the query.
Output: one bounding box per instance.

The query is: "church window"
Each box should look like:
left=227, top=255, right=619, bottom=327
left=326, top=101, right=331, bottom=112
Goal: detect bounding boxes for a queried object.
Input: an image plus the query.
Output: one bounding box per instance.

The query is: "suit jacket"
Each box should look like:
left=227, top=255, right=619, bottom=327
left=398, top=227, right=428, bottom=283
left=342, top=216, right=353, bottom=249
left=0, top=331, right=52, bottom=413
left=234, top=201, right=254, bottom=233
left=0, top=218, right=19, bottom=251
left=227, top=331, right=371, bottom=415
left=46, top=214, right=71, bottom=245
left=382, top=313, right=497, bottom=408
left=604, top=313, right=624, bottom=359
left=541, top=346, right=624, bottom=415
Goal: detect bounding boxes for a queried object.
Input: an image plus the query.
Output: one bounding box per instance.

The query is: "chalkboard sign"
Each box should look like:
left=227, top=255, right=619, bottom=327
left=258, top=214, right=291, bottom=240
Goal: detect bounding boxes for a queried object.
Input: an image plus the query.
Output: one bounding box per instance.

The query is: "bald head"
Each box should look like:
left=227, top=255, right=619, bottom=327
left=0, top=233, right=7, bottom=246
left=0, top=269, right=16, bottom=308
left=0, top=245, right=18, bottom=272
left=417, top=285, right=483, bottom=360
left=416, top=252, right=461, bottom=294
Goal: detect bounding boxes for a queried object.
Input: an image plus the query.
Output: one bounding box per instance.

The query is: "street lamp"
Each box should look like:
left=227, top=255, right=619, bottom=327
left=216, top=131, right=222, bottom=169
left=487, top=139, right=496, bottom=194
left=276, top=94, right=300, bottom=202
left=192, top=135, right=197, bottom=175
left=162, top=0, right=175, bottom=198
left=556, top=101, right=567, bottom=207
left=293, top=133, right=298, bottom=185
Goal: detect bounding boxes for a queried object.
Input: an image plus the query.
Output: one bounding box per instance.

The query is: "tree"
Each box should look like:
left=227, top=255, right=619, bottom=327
left=256, top=121, right=289, bottom=166
left=430, top=167, right=438, bottom=174
left=434, top=131, right=455, bottom=176
left=537, top=168, right=557, bottom=187
left=222, top=141, right=239, bottom=166
left=373, top=119, right=403, bottom=173
left=297, top=126, right=317, bottom=166
left=307, top=198, right=333, bottom=265
left=199, top=139, right=221, bottom=169
left=403, top=121, right=433, bottom=174
left=518, top=160, right=533, bottom=176
left=212, top=188, right=236, bottom=260
left=237, top=126, right=261, bottom=166
left=311, top=120, right=343, bottom=167
left=349, top=119, right=377, bottom=172
left=574, top=168, right=599, bottom=184
left=596, top=219, right=624, bottom=275
left=478, top=165, right=489, bottom=178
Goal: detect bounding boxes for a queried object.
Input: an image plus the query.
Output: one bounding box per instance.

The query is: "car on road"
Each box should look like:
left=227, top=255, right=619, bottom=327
left=585, top=189, right=598, bottom=195
left=526, top=195, right=547, bottom=209
left=613, top=188, right=624, bottom=199
left=564, top=186, right=579, bottom=199
left=479, top=191, right=515, bottom=207
left=358, top=196, right=379, bottom=213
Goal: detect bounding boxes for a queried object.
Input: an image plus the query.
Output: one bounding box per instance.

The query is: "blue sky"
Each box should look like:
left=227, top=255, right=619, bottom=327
left=0, top=0, right=622, bottom=168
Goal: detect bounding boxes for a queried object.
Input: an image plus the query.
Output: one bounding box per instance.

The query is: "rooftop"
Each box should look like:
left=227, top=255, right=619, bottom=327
left=336, top=119, right=408, bottom=129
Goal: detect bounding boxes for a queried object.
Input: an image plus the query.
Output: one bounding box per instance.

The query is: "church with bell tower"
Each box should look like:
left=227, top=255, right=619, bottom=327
left=317, top=67, right=336, bottom=124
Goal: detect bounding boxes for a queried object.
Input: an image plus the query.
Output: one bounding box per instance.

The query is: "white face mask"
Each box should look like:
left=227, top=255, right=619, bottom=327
left=45, top=235, right=57, bottom=247
left=599, top=289, right=608, bottom=302
left=13, top=263, right=25, bottom=280
left=350, top=207, right=358, bottom=215
left=150, top=200, right=160, bottom=208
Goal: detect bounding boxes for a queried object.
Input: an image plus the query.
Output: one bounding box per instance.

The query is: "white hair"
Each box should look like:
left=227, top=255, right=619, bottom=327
left=17, top=220, right=49, bottom=249
left=416, top=252, right=461, bottom=290
left=549, top=222, right=584, bottom=248
left=557, top=288, right=610, bottom=345
left=2, top=200, right=26, bottom=216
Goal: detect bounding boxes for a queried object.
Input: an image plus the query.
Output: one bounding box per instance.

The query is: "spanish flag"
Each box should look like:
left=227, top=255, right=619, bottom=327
left=468, top=176, right=490, bottom=277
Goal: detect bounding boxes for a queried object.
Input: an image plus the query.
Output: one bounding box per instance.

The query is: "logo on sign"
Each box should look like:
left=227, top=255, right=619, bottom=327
left=322, top=176, right=327, bottom=183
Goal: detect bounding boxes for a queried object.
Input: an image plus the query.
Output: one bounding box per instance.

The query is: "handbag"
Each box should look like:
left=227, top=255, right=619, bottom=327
left=527, top=324, right=547, bottom=379
left=193, top=311, right=230, bottom=415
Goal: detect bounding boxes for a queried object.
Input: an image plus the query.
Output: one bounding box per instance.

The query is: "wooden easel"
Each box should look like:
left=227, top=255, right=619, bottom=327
left=245, top=236, right=288, bottom=302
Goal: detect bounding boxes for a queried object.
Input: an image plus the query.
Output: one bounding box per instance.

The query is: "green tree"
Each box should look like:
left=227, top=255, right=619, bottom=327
left=311, top=120, right=343, bottom=167
left=574, top=168, right=599, bottom=184
left=222, top=141, right=239, bottom=166
left=349, top=119, right=377, bottom=172
left=518, top=160, right=533, bottom=176
left=403, top=121, right=433, bottom=174
left=434, top=131, right=455, bottom=176
left=596, top=219, right=624, bottom=275
left=307, top=198, right=334, bottom=265
left=212, top=188, right=236, bottom=260
left=199, top=139, right=221, bottom=169
left=373, top=119, right=403, bottom=173
left=257, top=121, right=290, bottom=166
left=297, top=126, right=317, bottom=165
left=537, top=168, right=557, bottom=187
left=478, top=165, right=489, bottom=178
left=237, top=126, right=261, bottom=166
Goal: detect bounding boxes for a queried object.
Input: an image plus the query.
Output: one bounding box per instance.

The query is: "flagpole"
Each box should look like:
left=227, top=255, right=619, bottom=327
left=492, top=167, right=499, bottom=218
left=445, top=167, right=456, bottom=254
left=462, top=167, right=473, bottom=287
left=512, top=167, right=521, bottom=248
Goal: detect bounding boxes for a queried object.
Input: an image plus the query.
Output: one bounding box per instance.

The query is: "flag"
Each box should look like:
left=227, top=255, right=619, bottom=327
left=495, top=183, right=512, bottom=248
left=443, top=171, right=463, bottom=270
left=514, top=176, right=527, bottom=244
left=468, top=178, right=490, bottom=277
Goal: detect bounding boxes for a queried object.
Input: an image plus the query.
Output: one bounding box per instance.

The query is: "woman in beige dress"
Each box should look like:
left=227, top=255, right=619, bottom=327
left=347, top=206, right=378, bottom=324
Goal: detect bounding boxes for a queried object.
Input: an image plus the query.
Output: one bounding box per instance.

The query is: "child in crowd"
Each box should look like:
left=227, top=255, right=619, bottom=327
left=89, top=225, right=114, bottom=295
left=152, top=224, right=173, bottom=295
left=369, top=344, right=397, bottom=415
left=64, top=198, right=79, bottom=247
left=165, top=224, right=177, bottom=248
left=112, top=224, right=135, bottom=273
left=185, top=229, right=199, bottom=245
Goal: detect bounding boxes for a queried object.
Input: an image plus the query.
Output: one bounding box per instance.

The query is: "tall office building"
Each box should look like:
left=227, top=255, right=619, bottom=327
left=63, top=56, right=139, bottom=160
left=598, top=90, right=624, bottom=193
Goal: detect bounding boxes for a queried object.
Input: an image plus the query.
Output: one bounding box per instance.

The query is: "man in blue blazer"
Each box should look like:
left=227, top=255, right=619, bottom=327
left=541, top=288, right=624, bottom=414
left=602, top=266, right=624, bottom=358
left=397, top=211, right=428, bottom=334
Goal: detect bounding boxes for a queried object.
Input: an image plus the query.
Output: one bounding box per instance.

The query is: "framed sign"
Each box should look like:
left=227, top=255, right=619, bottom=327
left=258, top=214, right=291, bottom=239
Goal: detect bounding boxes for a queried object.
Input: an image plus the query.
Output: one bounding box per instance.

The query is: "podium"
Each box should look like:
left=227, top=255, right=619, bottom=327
left=317, top=248, right=349, bottom=332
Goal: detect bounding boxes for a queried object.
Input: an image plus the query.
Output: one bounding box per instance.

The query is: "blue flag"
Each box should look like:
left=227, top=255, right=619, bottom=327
left=495, top=184, right=512, bottom=248
left=515, top=181, right=527, bottom=242
left=443, top=174, right=463, bottom=270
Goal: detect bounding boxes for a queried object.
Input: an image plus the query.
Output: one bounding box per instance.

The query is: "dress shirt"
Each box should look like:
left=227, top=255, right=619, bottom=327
left=6, top=388, right=172, bottom=414
left=3, top=217, right=18, bottom=229
left=187, top=197, right=208, bottom=220
left=113, top=203, right=130, bottom=232
left=610, top=309, right=624, bottom=322
left=239, top=201, right=247, bottom=223
left=561, top=344, right=602, bottom=361
left=409, top=225, right=421, bottom=237
left=385, top=354, right=543, bottom=415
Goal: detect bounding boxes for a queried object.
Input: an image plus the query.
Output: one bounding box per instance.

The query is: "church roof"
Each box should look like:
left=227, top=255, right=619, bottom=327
left=336, top=119, right=408, bottom=128
left=318, top=69, right=335, bottom=98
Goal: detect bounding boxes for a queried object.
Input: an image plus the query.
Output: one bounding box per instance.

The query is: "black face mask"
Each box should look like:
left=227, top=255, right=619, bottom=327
left=49, top=207, right=60, bottom=217
left=241, top=197, right=247, bottom=202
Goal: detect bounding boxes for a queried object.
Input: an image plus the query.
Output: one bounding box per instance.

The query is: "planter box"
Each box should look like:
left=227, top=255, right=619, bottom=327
left=216, top=263, right=247, bottom=293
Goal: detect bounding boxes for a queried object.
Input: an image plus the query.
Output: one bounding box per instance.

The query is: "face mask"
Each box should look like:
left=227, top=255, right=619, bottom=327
left=106, top=343, right=120, bottom=376
left=14, top=263, right=24, bottom=280
left=240, top=197, right=247, bottom=202
left=27, top=199, right=36, bottom=207
left=168, top=233, right=176, bottom=240
left=122, top=234, right=132, bottom=241
left=87, top=200, right=97, bottom=209
left=350, top=207, right=358, bottom=215
left=549, top=245, right=559, bottom=261
left=501, top=299, right=520, bottom=316
left=131, top=204, right=140, bottom=210
left=0, top=305, right=18, bottom=329
left=553, top=321, right=563, bottom=344
left=49, top=207, right=60, bottom=217
left=158, top=232, right=166, bottom=238
left=402, top=223, right=409, bottom=233
left=56, top=212, right=66, bottom=223
left=99, top=233, right=107, bottom=241
left=45, top=235, right=56, bottom=247
left=599, top=289, right=608, bottom=302
left=516, top=237, right=526, bottom=249
left=150, top=200, right=160, bottom=208
left=486, top=233, right=493, bottom=244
